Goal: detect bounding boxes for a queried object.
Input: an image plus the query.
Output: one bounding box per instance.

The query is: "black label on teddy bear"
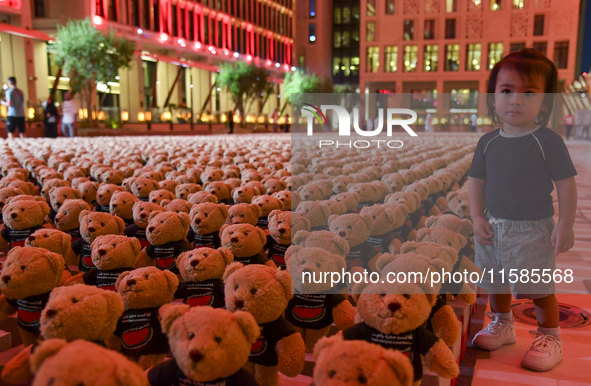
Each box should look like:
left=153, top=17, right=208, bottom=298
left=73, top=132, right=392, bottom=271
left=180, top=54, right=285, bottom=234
left=125, top=224, right=150, bottom=248
left=409, top=208, right=425, bottom=229
left=115, top=307, right=169, bottom=357
left=266, top=238, right=289, bottom=269
left=174, top=279, right=225, bottom=308
left=64, top=227, right=81, bottom=241
left=285, top=293, right=346, bottom=330
left=148, top=359, right=258, bottom=386
left=94, top=204, right=111, bottom=213
left=249, top=316, right=296, bottom=367
left=256, top=216, right=269, bottom=229
left=368, top=223, right=415, bottom=253
left=72, top=238, right=95, bottom=272
left=345, top=242, right=379, bottom=271
left=146, top=240, right=190, bottom=274
left=343, top=322, right=439, bottom=381
left=1, top=226, right=43, bottom=249
left=6, top=292, right=51, bottom=334
left=187, top=229, right=221, bottom=250
left=83, top=267, right=130, bottom=292
left=236, top=254, right=269, bottom=266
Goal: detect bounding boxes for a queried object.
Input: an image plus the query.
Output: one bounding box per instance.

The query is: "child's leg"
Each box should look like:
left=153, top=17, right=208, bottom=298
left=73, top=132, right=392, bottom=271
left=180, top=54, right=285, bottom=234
left=532, top=294, right=559, bottom=328
left=489, top=293, right=512, bottom=314
left=521, top=294, right=562, bottom=371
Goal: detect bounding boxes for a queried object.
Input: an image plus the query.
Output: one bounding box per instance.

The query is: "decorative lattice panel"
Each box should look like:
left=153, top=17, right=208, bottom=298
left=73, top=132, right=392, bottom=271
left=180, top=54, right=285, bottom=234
left=466, top=14, right=484, bottom=38
left=424, top=0, right=441, bottom=14
left=510, top=13, right=528, bottom=38
left=403, top=0, right=420, bottom=15
left=467, top=0, right=483, bottom=12
left=553, top=10, right=573, bottom=37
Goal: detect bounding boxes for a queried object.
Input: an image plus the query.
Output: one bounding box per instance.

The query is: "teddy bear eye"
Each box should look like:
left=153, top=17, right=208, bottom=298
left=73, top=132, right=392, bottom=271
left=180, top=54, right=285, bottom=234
left=380, top=293, right=386, bottom=297
left=204, top=213, right=208, bottom=217
left=316, top=262, right=321, bottom=268
left=234, top=284, right=239, bottom=290
left=347, top=225, right=352, bottom=229
left=447, top=242, right=451, bottom=246
left=403, top=294, right=411, bottom=299
left=44, top=234, right=48, bottom=238
left=189, top=333, right=195, bottom=339
left=71, top=298, right=78, bottom=303
left=230, top=214, right=234, bottom=218
left=329, top=370, right=336, bottom=378
left=20, top=265, right=26, bottom=270
left=144, top=274, right=149, bottom=279
left=250, top=288, right=257, bottom=295
left=214, top=336, right=222, bottom=343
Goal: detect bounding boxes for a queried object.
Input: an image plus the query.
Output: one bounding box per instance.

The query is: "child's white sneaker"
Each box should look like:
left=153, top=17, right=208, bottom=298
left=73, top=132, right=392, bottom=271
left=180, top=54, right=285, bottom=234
left=472, top=312, right=516, bottom=350
left=521, top=331, right=563, bottom=372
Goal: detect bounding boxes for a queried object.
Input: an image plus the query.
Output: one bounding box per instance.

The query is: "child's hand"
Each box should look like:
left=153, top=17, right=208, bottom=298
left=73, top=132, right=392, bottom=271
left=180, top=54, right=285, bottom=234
left=551, top=222, right=574, bottom=255
left=473, top=216, right=493, bottom=245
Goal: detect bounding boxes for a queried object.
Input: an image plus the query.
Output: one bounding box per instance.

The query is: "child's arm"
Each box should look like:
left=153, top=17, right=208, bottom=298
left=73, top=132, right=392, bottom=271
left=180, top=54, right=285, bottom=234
left=553, top=177, right=577, bottom=255
left=468, top=178, right=493, bottom=245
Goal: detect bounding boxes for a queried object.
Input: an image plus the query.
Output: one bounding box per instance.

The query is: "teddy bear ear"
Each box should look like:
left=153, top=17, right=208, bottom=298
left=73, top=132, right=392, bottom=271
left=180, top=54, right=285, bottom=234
left=292, top=230, right=309, bottom=246
left=360, top=214, right=374, bottom=231
left=411, top=192, right=421, bottom=207
left=416, top=228, right=428, bottom=242
left=203, top=181, right=211, bottom=190
left=351, top=281, right=369, bottom=303
left=268, top=209, right=280, bottom=224
left=73, top=189, right=83, bottom=199
left=103, top=290, right=125, bottom=319
left=313, top=335, right=344, bottom=361
left=425, top=216, right=437, bottom=228
left=400, top=241, right=417, bottom=254
left=48, top=186, right=57, bottom=196
left=327, top=214, right=339, bottom=228
left=29, top=338, right=68, bottom=374
left=233, top=310, right=261, bottom=344
left=78, top=209, right=91, bottom=223
left=219, top=223, right=230, bottom=236
left=61, top=233, right=72, bottom=254
left=115, top=270, right=131, bottom=290
left=130, top=237, right=142, bottom=256
left=275, top=269, right=293, bottom=300
left=256, top=227, right=266, bottom=246
left=446, top=190, right=458, bottom=201
left=247, top=203, right=261, bottom=218
left=159, top=303, right=190, bottom=334
left=43, top=250, right=65, bottom=278
left=80, top=200, right=93, bottom=211
left=114, top=216, right=126, bottom=235
left=38, top=201, right=51, bottom=217
left=222, top=262, right=244, bottom=282
left=457, top=233, right=468, bottom=247
left=332, top=236, right=350, bottom=256
left=177, top=213, right=191, bottom=229
left=217, top=247, right=234, bottom=265
left=461, top=219, right=474, bottom=235
left=162, top=270, right=180, bottom=296
left=148, top=210, right=163, bottom=222
left=381, top=348, right=414, bottom=386
left=376, top=253, right=397, bottom=274
left=132, top=201, right=142, bottom=212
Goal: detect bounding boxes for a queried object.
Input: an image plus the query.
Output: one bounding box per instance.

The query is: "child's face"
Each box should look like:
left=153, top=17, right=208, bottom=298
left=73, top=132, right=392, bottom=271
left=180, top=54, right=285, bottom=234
left=494, top=68, right=546, bottom=130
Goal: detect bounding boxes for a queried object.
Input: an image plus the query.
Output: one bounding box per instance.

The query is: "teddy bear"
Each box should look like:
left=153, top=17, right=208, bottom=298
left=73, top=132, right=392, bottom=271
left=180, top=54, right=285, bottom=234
left=327, top=213, right=381, bottom=272
left=0, top=246, right=64, bottom=347
left=124, top=201, right=165, bottom=249
left=131, top=177, right=159, bottom=202
left=95, top=183, right=126, bottom=213
left=219, top=223, right=275, bottom=267
left=264, top=210, right=296, bottom=269
left=148, top=305, right=259, bottom=385
left=1, top=198, right=51, bottom=250
left=73, top=210, right=126, bottom=272
left=403, top=181, right=441, bottom=226
left=298, top=182, right=330, bottom=201
left=111, top=266, right=179, bottom=369
left=48, top=186, right=83, bottom=222
left=158, top=179, right=179, bottom=194
left=381, top=172, right=408, bottom=193
left=25, top=229, right=76, bottom=282
left=66, top=235, right=141, bottom=291
left=284, top=246, right=356, bottom=352
left=109, top=190, right=140, bottom=226
left=160, top=198, right=193, bottom=214
left=175, top=183, right=203, bottom=200
left=133, top=211, right=191, bottom=273
left=347, top=182, right=383, bottom=212
left=40, top=178, right=69, bottom=202
left=101, top=168, right=126, bottom=185
left=425, top=214, right=473, bottom=240
left=174, top=247, right=233, bottom=307
left=329, top=191, right=360, bottom=213
left=446, top=188, right=471, bottom=218
left=251, top=195, right=284, bottom=229
left=263, top=178, right=287, bottom=195
left=187, top=202, right=228, bottom=250
left=78, top=181, right=100, bottom=206
left=29, top=339, right=148, bottom=386
left=231, top=185, right=261, bottom=204
left=273, top=190, right=300, bottom=211
left=188, top=190, right=219, bottom=205
left=343, top=281, right=460, bottom=384
left=148, top=189, right=176, bottom=205
left=0, top=186, right=25, bottom=213
left=313, top=335, right=414, bottom=386
left=292, top=230, right=349, bottom=258
left=204, top=181, right=234, bottom=204
left=227, top=203, right=263, bottom=226
left=321, top=199, right=348, bottom=216
left=53, top=198, right=93, bottom=242
left=360, top=203, right=416, bottom=255
left=223, top=263, right=305, bottom=386
left=295, top=201, right=331, bottom=231
left=0, top=284, right=126, bottom=385
left=385, top=191, right=422, bottom=229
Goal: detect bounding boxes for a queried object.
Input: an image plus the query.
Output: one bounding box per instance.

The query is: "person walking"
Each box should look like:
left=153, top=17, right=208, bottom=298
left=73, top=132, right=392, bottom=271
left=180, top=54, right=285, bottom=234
left=470, top=113, right=478, bottom=132
left=61, top=92, right=78, bottom=137
left=562, top=113, right=574, bottom=140
left=425, top=113, right=433, bottom=133
left=1, top=77, right=25, bottom=139
left=228, top=110, right=234, bottom=134
left=42, top=94, right=59, bottom=138
left=271, top=108, right=279, bottom=133
left=283, top=114, right=290, bottom=132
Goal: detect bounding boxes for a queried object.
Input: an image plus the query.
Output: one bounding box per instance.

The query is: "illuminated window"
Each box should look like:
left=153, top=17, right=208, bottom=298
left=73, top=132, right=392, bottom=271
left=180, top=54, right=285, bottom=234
left=334, top=8, right=342, bottom=24
left=512, top=0, right=524, bottom=8
left=366, top=46, right=380, bottom=73
left=510, top=42, right=525, bottom=52
left=554, top=41, right=569, bottom=69
left=351, top=57, right=360, bottom=75
left=334, top=31, right=342, bottom=47
left=386, top=0, right=395, bottom=14
left=403, top=45, right=418, bottom=72
left=444, top=44, right=460, bottom=71
left=446, top=0, right=457, bottom=12
left=424, top=45, right=438, bottom=72
left=403, top=20, right=414, bottom=40
left=342, top=31, right=351, bottom=47
left=424, top=20, right=435, bottom=40
left=385, top=46, right=398, bottom=72
left=490, top=0, right=501, bottom=11
left=466, top=43, right=481, bottom=71
left=488, top=42, right=503, bottom=69
left=532, top=41, right=547, bottom=56
left=343, top=7, right=351, bottom=23
left=451, top=89, right=479, bottom=109
left=534, top=15, right=544, bottom=36
left=367, top=22, right=376, bottom=41
left=367, top=0, right=376, bottom=16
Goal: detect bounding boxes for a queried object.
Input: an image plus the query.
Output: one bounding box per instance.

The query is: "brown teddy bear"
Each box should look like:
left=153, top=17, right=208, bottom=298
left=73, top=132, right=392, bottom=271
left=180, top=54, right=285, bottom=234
left=265, top=210, right=306, bottom=270
left=425, top=213, right=473, bottom=240
left=1, top=284, right=125, bottom=385
left=40, top=179, right=69, bottom=202
left=186, top=202, right=228, bottom=250
left=220, top=224, right=275, bottom=267
left=66, top=235, right=141, bottom=291
left=112, top=266, right=179, bottom=369
left=0, top=246, right=64, bottom=346
left=131, top=177, right=159, bottom=202
left=251, top=194, right=284, bottom=229
left=330, top=191, right=361, bottom=213
left=227, top=203, right=262, bottom=226
left=48, top=186, right=83, bottom=221
left=295, top=201, right=331, bottom=231
left=148, top=305, right=259, bottom=385
left=125, top=201, right=165, bottom=249
left=78, top=181, right=100, bottom=205
left=110, top=190, right=140, bottom=226
left=95, top=183, right=126, bottom=213
left=232, top=185, right=261, bottom=204
left=204, top=181, right=233, bottom=204
left=327, top=213, right=381, bottom=272
left=313, top=335, right=414, bottom=386
left=223, top=263, right=305, bottom=386
left=187, top=191, right=219, bottom=205
left=175, top=183, right=203, bottom=200
left=285, top=246, right=356, bottom=352
left=25, top=228, right=76, bottom=282
left=343, top=281, right=460, bottom=384
left=29, top=339, right=148, bottom=386
left=385, top=191, right=422, bottom=229
left=1, top=198, right=51, bottom=250
left=446, top=187, right=471, bottom=218
left=361, top=203, right=415, bottom=254
left=148, top=189, right=176, bottom=205
left=135, top=211, right=191, bottom=273
left=174, top=247, right=233, bottom=307
left=0, top=186, right=25, bottom=213
left=272, top=190, right=299, bottom=211
left=73, top=210, right=126, bottom=272
left=54, top=198, right=93, bottom=241
left=160, top=198, right=193, bottom=214
left=292, top=230, right=349, bottom=258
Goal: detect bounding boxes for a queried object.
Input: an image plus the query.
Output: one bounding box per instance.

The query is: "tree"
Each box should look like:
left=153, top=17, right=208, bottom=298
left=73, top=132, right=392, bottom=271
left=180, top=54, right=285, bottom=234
left=281, top=71, right=334, bottom=114
left=217, top=62, right=271, bottom=126
left=49, top=18, right=135, bottom=125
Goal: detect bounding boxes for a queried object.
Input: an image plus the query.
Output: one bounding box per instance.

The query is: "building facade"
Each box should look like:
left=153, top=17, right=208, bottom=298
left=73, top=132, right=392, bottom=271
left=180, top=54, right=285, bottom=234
left=0, top=0, right=294, bottom=126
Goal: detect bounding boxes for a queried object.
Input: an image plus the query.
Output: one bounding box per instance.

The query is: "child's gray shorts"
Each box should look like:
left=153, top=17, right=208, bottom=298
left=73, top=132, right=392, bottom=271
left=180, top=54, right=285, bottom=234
left=474, top=215, right=556, bottom=299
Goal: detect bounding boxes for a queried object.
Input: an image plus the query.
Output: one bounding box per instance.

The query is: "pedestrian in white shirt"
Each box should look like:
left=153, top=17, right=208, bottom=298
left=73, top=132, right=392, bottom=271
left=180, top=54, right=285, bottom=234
left=61, top=92, right=78, bottom=137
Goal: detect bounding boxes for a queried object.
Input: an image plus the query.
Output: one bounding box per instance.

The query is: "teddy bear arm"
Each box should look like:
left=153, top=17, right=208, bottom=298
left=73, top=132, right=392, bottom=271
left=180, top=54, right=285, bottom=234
left=60, top=269, right=72, bottom=286
left=431, top=305, right=461, bottom=347
left=406, top=229, right=417, bottom=241
left=42, top=223, right=54, bottom=229
left=105, top=334, right=122, bottom=351
left=134, top=249, right=155, bottom=268
left=1, top=345, right=33, bottom=384
left=276, top=333, right=306, bottom=377
left=138, top=353, right=167, bottom=370
left=264, top=259, right=277, bottom=269
left=0, top=296, right=18, bottom=322
left=65, top=273, right=85, bottom=286
left=428, top=205, right=441, bottom=216
left=388, top=238, right=402, bottom=254
left=368, top=253, right=382, bottom=273
left=436, top=196, right=449, bottom=212
left=332, top=300, right=357, bottom=330
left=64, top=248, right=79, bottom=266
left=425, top=339, right=460, bottom=379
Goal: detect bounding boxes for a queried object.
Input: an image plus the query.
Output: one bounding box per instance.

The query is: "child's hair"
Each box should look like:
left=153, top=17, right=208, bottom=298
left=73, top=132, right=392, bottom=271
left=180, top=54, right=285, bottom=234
left=486, top=48, right=558, bottom=127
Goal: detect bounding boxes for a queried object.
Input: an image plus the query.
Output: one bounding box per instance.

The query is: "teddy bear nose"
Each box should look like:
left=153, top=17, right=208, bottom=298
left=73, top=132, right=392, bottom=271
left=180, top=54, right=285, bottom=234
left=302, top=268, right=311, bottom=274
left=231, top=237, right=239, bottom=243
left=45, top=309, right=57, bottom=318
left=151, top=199, right=157, bottom=203
left=99, top=194, right=103, bottom=199
left=461, top=205, right=467, bottom=210
left=190, top=259, right=199, bottom=267
left=339, top=231, right=346, bottom=237
left=2, top=275, right=10, bottom=284
left=27, top=236, right=35, bottom=242
left=279, top=228, right=286, bottom=234
left=126, top=279, right=136, bottom=286
left=88, top=226, right=96, bottom=232
left=234, top=299, right=244, bottom=309
left=10, top=212, right=17, bottom=219
left=54, top=217, right=60, bottom=223
left=190, top=350, right=204, bottom=363
left=112, top=204, right=117, bottom=208
left=98, top=249, right=107, bottom=256
left=194, top=218, right=201, bottom=224
left=388, top=302, right=401, bottom=313
left=148, top=227, right=155, bottom=232
left=140, top=213, right=146, bottom=218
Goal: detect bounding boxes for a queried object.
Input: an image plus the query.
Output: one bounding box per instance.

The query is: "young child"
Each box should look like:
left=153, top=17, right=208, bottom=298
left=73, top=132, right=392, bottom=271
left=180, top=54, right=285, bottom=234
left=468, top=48, right=577, bottom=372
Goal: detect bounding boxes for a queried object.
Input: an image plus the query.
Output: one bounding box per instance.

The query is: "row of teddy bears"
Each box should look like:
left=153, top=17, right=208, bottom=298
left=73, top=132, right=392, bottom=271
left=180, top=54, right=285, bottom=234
left=0, top=134, right=478, bottom=386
